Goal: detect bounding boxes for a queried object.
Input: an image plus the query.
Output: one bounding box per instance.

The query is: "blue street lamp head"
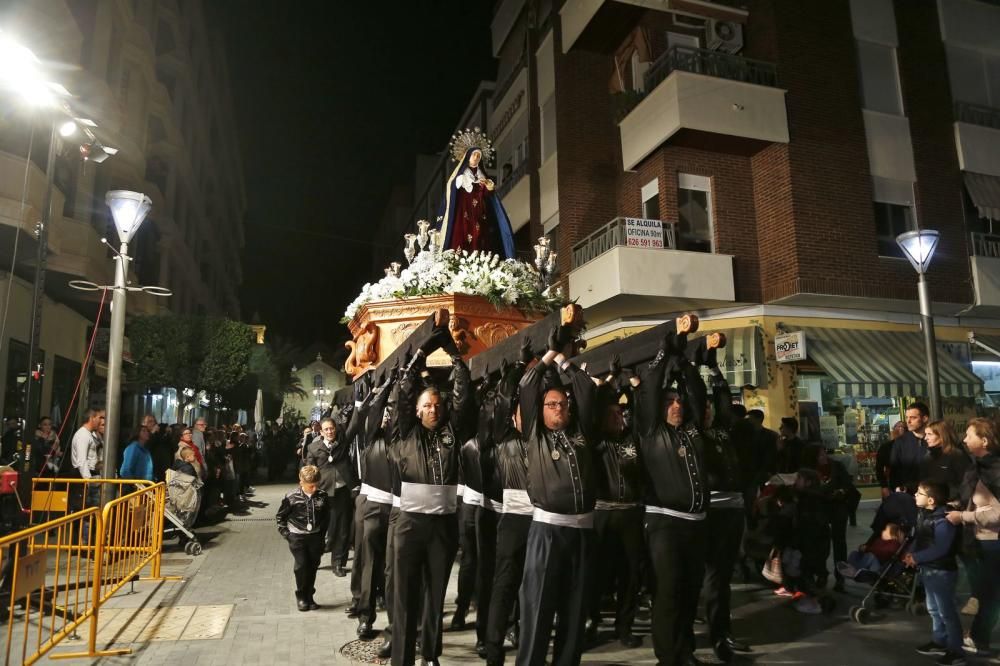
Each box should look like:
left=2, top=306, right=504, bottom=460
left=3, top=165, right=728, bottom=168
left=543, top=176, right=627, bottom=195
left=106, top=190, right=151, bottom=244
left=896, top=229, right=939, bottom=275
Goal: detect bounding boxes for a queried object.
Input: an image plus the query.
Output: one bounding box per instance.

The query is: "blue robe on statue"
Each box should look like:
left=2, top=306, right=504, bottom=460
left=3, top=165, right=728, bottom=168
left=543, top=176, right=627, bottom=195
left=438, top=149, right=516, bottom=259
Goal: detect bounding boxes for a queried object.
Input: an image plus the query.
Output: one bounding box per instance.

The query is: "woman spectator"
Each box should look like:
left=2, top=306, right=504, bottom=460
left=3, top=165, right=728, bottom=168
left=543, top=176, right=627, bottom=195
left=33, top=416, right=61, bottom=477
left=920, top=420, right=971, bottom=503
left=120, top=426, right=155, bottom=482
left=802, top=445, right=855, bottom=593
left=946, top=417, right=1000, bottom=656
left=176, top=427, right=206, bottom=480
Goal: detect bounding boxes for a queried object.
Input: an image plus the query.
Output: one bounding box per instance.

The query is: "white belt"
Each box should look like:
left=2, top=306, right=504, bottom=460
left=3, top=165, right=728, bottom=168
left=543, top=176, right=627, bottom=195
left=502, top=489, right=534, bottom=515
left=482, top=497, right=503, bottom=513
left=360, top=483, right=373, bottom=496
left=595, top=500, right=640, bottom=511
left=462, top=488, right=484, bottom=506
left=645, top=505, right=706, bottom=521
left=392, top=495, right=401, bottom=508
left=532, top=507, right=594, bottom=529
left=399, top=482, right=458, bottom=515
left=457, top=483, right=466, bottom=497
left=365, top=486, right=394, bottom=505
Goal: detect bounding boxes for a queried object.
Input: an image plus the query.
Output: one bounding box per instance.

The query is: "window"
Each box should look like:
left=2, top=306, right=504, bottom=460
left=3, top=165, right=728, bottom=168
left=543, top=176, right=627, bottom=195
left=641, top=179, right=660, bottom=220
left=51, top=356, right=82, bottom=429
left=313, top=374, right=324, bottom=389
left=874, top=201, right=915, bottom=257
left=946, top=44, right=1000, bottom=108
left=677, top=174, right=713, bottom=253
left=856, top=40, right=902, bottom=115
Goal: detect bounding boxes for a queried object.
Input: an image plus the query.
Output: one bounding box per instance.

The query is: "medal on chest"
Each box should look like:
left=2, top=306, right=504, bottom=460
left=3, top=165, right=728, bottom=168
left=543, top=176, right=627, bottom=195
left=551, top=448, right=561, bottom=461
left=620, top=443, right=637, bottom=459
left=307, top=521, right=312, bottom=531
left=677, top=445, right=687, bottom=458
left=328, top=454, right=333, bottom=463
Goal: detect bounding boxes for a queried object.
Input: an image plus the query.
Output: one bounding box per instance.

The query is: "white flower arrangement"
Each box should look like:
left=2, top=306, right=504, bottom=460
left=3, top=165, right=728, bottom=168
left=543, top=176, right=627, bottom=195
left=342, top=249, right=564, bottom=323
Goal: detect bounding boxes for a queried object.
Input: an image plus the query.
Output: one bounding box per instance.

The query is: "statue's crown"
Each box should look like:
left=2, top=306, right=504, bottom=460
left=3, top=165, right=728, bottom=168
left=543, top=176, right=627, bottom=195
left=449, top=127, right=494, bottom=164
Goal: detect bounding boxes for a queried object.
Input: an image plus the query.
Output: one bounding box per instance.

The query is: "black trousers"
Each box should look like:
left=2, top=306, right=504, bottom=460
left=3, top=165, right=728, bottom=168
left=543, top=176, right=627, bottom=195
left=288, top=532, right=324, bottom=597
left=829, top=505, right=849, bottom=583
left=485, top=513, right=531, bottom=663
left=703, top=509, right=745, bottom=644
left=392, top=511, right=459, bottom=665
left=646, top=514, right=707, bottom=665
left=350, top=492, right=367, bottom=604
left=326, top=486, right=353, bottom=568
left=359, top=499, right=392, bottom=623
left=455, top=499, right=479, bottom=612
left=383, top=505, right=400, bottom=638
left=589, top=507, right=644, bottom=635
left=517, top=521, right=594, bottom=666
left=476, top=507, right=498, bottom=643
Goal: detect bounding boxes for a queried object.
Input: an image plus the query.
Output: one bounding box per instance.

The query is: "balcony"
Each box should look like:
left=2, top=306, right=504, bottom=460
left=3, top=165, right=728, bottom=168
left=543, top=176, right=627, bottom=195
left=619, top=45, right=788, bottom=170
left=971, top=232, right=1000, bottom=308
left=954, top=101, right=1000, bottom=178
left=498, top=161, right=530, bottom=233
left=568, top=217, right=736, bottom=325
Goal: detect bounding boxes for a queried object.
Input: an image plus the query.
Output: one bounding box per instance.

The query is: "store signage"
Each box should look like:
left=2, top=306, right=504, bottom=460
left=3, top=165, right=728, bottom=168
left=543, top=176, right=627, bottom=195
left=775, top=331, right=806, bottom=363
left=624, top=218, right=664, bottom=248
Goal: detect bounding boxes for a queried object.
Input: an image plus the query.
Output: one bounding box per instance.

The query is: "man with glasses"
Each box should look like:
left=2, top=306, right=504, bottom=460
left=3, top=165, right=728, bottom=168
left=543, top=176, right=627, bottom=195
left=192, top=418, right=208, bottom=459
left=516, top=326, right=599, bottom=666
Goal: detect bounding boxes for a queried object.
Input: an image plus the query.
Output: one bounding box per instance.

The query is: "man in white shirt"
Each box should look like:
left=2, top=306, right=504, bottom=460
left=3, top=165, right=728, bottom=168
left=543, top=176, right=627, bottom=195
left=71, top=409, right=105, bottom=479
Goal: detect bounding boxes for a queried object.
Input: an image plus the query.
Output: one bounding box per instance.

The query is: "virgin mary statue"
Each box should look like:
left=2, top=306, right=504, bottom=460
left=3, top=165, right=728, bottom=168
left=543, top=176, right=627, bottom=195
left=438, top=128, right=516, bottom=258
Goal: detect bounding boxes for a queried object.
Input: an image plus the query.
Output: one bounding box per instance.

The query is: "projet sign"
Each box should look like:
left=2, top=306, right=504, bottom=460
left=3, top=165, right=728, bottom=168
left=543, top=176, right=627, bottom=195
left=775, top=331, right=807, bottom=363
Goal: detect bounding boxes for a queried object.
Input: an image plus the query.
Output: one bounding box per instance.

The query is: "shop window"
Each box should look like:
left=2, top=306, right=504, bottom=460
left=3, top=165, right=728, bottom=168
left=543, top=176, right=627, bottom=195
left=677, top=173, right=713, bottom=253
left=641, top=179, right=660, bottom=220
left=856, top=40, right=903, bottom=115
left=874, top=201, right=915, bottom=257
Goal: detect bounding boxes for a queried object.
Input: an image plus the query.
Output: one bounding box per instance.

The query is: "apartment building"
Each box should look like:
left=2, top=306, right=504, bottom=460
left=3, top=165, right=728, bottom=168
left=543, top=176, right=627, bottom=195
left=479, top=0, right=1000, bottom=458
left=0, top=0, right=246, bottom=422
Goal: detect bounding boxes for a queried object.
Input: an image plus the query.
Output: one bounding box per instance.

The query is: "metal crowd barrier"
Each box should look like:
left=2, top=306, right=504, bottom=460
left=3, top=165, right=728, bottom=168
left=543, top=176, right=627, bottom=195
left=1, top=479, right=170, bottom=663
left=29, top=478, right=155, bottom=528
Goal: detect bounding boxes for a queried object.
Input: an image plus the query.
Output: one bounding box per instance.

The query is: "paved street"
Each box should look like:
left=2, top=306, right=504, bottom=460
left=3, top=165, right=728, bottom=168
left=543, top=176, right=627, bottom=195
left=31, top=483, right=986, bottom=665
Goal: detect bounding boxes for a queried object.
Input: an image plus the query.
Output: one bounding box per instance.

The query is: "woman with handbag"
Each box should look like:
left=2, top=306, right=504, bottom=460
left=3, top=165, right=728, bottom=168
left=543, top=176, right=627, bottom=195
left=947, top=418, right=1000, bottom=656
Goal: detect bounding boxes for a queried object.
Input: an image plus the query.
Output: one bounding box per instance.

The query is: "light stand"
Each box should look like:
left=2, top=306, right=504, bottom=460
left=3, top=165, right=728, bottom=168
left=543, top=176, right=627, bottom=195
left=896, top=229, right=941, bottom=419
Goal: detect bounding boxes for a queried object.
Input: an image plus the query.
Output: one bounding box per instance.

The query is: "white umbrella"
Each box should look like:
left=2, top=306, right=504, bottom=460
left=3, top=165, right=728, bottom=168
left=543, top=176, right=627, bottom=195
left=254, top=388, right=264, bottom=429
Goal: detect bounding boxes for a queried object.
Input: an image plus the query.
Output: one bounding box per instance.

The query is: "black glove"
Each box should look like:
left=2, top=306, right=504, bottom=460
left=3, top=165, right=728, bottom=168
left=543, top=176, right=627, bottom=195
left=440, top=331, right=461, bottom=358
left=609, top=353, right=622, bottom=377
left=278, top=527, right=290, bottom=540
left=519, top=336, right=533, bottom=364
left=547, top=327, right=563, bottom=353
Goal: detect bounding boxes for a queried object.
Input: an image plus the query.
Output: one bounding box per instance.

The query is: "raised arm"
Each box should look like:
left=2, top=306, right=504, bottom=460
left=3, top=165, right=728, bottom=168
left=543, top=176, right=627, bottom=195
left=392, top=348, right=420, bottom=440
left=366, top=374, right=395, bottom=444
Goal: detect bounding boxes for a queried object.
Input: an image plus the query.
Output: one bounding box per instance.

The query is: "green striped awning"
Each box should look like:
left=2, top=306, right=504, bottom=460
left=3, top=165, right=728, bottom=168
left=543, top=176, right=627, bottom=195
left=693, top=326, right=764, bottom=389
left=797, top=327, right=983, bottom=398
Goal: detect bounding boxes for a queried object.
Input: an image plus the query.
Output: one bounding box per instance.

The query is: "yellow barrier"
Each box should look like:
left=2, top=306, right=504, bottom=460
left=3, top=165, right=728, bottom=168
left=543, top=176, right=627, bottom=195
left=1, top=480, right=171, bottom=663
left=0, top=507, right=102, bottom=665
left=29, top=478, right=155, bottom=528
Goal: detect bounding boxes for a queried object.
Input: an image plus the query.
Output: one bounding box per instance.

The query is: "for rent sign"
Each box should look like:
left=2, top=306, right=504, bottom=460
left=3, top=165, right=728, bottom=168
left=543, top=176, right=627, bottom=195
left=775, top=331, right=807, bottom=363
left=624, top=218, right=664, bottom=248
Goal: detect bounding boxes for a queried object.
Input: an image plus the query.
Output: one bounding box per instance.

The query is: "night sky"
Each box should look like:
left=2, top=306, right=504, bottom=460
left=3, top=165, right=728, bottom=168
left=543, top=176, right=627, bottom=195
left=206, top=2, right=497, bottom=350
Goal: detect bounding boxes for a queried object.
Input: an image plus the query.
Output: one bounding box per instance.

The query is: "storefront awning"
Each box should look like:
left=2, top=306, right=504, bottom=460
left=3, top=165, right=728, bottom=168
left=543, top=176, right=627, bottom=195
left=695, top=326, right=764, bottom=389
left=965, top=172, right=1000, bottom=220
left=970, top=334, right=1000, bottom=362
left=797, top=327, right=983, bottom=398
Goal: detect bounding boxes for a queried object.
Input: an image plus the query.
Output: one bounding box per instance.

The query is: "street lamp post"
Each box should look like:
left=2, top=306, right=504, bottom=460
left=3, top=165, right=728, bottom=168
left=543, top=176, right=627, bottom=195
left=896, top=229, right=942, bottom=419
left=102, top=191, right=152, bottom=474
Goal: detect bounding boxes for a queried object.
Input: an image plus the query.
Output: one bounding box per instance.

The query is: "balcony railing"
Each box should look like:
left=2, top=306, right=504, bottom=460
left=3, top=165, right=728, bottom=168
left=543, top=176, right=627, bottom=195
left=955, top=101, right=1000, bottom=131
left=497, top=160, right=529, bottom=199
left=572, top=217, right=678, bottom=268
left=972, top=232, right=1000, bottom=258
left=644, top=44, right=778, bottom=93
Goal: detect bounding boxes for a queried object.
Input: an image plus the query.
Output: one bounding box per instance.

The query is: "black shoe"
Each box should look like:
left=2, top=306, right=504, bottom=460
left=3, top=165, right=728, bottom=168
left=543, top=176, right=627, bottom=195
left=376, top=595, right=386, bottom=611
left=296, top=596, right=310, bottom=612
left=476, top=640, right=488, bottom=658
left=916, top=641, right=947, bottom=656
left=377, top=638, right=392, bottom=659
left=619, top=632, right=642, bottom=648
left=722, top=636, right=751, bottom=653
left=306, top=596, right=320, bottom=611
left=937, top=651, right=966, bottom=666
left=833, top=579, right=846, bottom=594
left=357, top=619, right=373, bottom=638
left=683, top=655, right=708, bottom=666
left=450, top=611, right=467, bottom=631
left=714, top=639, right=735, bottom=663
left=344, top=605, right=360, bottom=617
left=333, top=565, right=347, bottom=577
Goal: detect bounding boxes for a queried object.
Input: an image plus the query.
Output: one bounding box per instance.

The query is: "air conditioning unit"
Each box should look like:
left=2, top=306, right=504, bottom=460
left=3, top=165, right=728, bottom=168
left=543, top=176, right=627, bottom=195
left=706, top=19, right=743, bottom=54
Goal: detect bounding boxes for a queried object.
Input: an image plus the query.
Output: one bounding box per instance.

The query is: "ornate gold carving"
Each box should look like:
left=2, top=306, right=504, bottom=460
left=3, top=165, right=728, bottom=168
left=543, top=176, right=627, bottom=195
left=449, top=316, right=470, bottom=355
left=474, top=321, right=517, bottom=347
left=344, top=322, right=379, bottom=376
left=391, top=321, right=420, bottom=345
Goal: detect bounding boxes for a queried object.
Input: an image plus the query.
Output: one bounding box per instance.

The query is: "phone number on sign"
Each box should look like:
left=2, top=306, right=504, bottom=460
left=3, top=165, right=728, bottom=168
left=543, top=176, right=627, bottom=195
left=626, top=238, right=663, bottom=247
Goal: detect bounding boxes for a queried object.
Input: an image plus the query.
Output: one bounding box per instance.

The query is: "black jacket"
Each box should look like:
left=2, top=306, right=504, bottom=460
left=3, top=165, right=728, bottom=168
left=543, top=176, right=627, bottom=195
left=920, top=447, right=972, bottom=503
left=305, top=436, right=354, bottom=494
left=890, top=430, right=927, bottom=492
left=276, top=486, right=331, bottom=538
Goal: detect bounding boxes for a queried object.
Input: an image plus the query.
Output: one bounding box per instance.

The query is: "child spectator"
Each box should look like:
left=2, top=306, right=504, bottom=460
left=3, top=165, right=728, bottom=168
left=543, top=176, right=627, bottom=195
left=905, top=480, right=963, bottom=665
left=276, top=465, right=330, bottom=612
left=837, top=522, right=905, bottom=581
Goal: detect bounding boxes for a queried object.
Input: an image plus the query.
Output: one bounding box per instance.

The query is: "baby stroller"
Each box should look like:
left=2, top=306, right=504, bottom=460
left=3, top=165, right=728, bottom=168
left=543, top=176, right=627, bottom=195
left=848, top=491, right=923, bottom=624
left=164, top=468, right=204, bottom=556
